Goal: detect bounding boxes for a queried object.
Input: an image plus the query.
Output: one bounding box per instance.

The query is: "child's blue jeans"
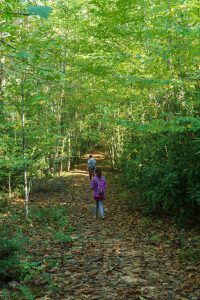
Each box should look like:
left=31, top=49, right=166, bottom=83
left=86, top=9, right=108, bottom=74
left=95, top=201, right=104, bottom=218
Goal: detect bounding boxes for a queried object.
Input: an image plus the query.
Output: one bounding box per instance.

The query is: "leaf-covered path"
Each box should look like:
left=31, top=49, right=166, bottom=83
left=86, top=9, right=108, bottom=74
left=32, top=152, right=199, bottom=300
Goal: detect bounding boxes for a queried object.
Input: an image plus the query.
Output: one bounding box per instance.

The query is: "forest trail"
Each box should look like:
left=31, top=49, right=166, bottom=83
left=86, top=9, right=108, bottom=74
left=30, top=152, right=199, bottom=300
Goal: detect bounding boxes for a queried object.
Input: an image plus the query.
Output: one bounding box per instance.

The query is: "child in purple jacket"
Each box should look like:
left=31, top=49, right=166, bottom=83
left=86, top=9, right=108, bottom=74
left=90, top=167, right=107, bottom=219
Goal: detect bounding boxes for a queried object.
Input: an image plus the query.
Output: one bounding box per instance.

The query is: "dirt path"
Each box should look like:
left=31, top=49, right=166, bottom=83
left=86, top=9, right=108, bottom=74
left=34, top=152, right=199, bottom=300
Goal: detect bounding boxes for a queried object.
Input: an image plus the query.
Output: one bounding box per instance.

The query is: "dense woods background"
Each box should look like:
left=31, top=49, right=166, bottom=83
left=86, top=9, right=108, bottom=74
left=1, top=0, right=200, bottom=220
left=1, top=1, right=200, bottom=298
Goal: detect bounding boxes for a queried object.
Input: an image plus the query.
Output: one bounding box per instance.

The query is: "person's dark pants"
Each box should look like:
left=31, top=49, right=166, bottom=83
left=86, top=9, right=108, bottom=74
left=89, top=168, right=95, bottom=180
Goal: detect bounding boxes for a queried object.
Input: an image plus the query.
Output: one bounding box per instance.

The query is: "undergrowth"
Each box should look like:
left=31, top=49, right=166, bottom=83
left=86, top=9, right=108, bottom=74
left=0, top=204, right=73, bottom=299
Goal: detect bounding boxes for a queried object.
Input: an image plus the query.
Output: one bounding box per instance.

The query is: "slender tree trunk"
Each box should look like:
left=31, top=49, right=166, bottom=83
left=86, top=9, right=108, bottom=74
left=8, top=173, right=11, bottom=199
left=67, top=131, right=71, bottom=171
left=21, top=78, right=29, bottom=218
left=53, top=147, right=59, bottom=176
left=117, top=108, right=121, bottom=159
left=59, top=49, right=69, bottom=173
left=111, top=135, right=116, bottom=169
left=60, top=137, right=67, bottom=174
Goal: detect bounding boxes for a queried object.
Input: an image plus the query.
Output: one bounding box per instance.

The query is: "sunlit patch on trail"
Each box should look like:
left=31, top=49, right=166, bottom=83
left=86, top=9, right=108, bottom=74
left=61, top=170, right=88, bottom=176
left=82, top=151, right=106, bottom=161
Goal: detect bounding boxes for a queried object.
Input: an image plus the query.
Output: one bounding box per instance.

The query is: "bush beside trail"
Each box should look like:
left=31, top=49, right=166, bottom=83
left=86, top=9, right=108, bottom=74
left=119, top=128, right=200, bottom=225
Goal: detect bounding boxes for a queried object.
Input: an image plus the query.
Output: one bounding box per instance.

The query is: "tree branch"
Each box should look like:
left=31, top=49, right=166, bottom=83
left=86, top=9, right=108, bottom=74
left=0, top=39, right=16, bottom=49
left=0, top=11, right=30, bottom=16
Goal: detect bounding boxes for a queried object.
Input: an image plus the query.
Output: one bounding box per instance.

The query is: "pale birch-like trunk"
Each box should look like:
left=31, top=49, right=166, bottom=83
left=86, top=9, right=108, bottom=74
left=111, top=135, right=116, bottom=169
left=59, top=49, right=68, bottom=173
left=21, top=78, right=29, bottom=218
left=67, top=131, right=71, bottom=171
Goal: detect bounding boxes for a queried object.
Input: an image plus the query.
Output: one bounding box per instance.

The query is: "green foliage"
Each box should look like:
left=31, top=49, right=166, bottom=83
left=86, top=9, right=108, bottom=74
left=0, top=222, right=30, bottom=283
left=149, top=233, right=162, bottom=243
left=1, top=0, right=199, bottom=227
left=47, top=280, right=59, bottom=294
left=20, top=259, right=45, bottom=284
left=0, top=193, right=9, bottom=212
left=141, top=217, right=152, bottom=227
left=19, top=286, right=34, bottom=300
left=179, top=245, right=200, bottom=263
left=179, top=235, right=200, bottom=263
left=53, top=231, right=72, bottom=244
left=0, top=289, right=10, bottom=299
left=0, top=285, right=34, bottom=300
left=119, top=128, right=200, bottom=224
left=30, top=206, right=68, bottom=225
left=0, top=238, right=20, bottom=281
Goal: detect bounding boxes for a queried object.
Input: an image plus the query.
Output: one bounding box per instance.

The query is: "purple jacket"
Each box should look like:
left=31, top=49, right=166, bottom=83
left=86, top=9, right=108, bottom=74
left=90, top=175, right=107, bottom=199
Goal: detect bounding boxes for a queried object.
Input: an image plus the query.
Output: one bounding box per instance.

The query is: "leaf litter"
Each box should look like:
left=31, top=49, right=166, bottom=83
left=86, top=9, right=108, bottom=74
left=2, top=154, right=200, bottom=300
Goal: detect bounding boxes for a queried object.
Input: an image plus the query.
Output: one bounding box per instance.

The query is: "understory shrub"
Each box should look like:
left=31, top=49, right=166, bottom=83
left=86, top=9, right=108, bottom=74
left=54, top=231, right=72, bottom=244
left=31, top=177, right=69, bottom=195
left=0, top=225, right=21, bottom=283
left=29, top=206, right=68, bottom=226
left=120, top=127, right=200, bottom=224
left=0, top=193, right=9, bottom=212
left=179, top=243, right=200, bottom=263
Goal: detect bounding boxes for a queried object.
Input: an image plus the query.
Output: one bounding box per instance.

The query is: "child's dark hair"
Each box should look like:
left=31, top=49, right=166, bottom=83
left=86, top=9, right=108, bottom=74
left=89, top=154, right=92, bottom=158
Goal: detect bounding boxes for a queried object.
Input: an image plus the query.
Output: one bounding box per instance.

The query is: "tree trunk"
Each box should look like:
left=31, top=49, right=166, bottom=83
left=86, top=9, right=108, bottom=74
left=8, top=173, right=11, bottom=199
left=21, top=78, right=29, bottom=218
left=60, top=137, right=67, bottom=174
left=111, top=135, right=116, bottom=169
left=67, top=131, right=71, bottom=171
